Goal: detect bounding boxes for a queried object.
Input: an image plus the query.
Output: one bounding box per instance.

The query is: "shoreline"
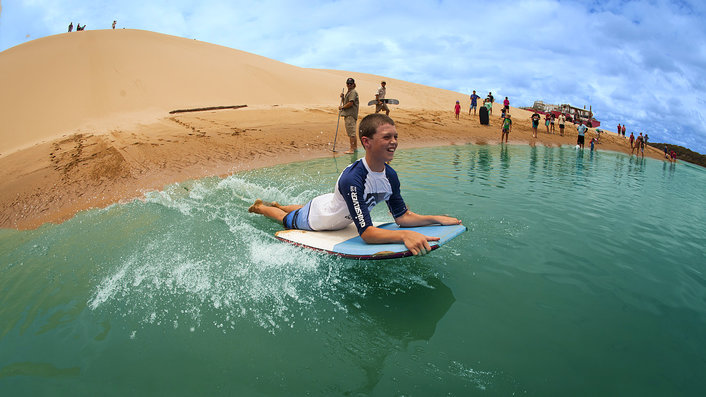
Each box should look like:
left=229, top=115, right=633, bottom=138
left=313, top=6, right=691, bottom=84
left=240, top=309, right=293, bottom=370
left=0, top=106, right=666, bottom=230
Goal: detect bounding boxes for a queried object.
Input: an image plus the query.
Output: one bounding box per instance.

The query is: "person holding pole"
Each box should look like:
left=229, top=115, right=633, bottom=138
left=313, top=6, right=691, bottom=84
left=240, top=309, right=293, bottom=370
left=339, top=78, right=360, bottom=154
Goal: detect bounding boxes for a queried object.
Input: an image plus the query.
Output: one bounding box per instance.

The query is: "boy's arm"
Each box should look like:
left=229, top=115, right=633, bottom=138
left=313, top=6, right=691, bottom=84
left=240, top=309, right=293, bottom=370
left=394, top=210, right=461, bottom=227
left=360, top=224, right=438, bottom=256
left=359, top=210, right=461, bottom=255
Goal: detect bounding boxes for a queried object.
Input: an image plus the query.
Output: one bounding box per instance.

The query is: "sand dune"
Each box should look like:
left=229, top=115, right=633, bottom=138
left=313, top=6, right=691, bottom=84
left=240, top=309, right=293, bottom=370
left=0, top=29, right=462, bottom=156
left=0, top=29, right=664, bottom=229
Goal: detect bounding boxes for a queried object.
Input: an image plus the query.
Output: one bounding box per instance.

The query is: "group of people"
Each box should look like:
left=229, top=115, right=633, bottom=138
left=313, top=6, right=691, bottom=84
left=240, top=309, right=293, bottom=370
left=616, top=123, right=627, bottom=137
left=629, top=132, right=649, bottom=157
left=530, top=111, right=567, bottom=138
left=67, top=22, right=86, bottom=32
left=68, top=20, right=116, bottom=32
left=458, top=91, right=496, bottom=118
left=663, top=146, right=678, bottom=162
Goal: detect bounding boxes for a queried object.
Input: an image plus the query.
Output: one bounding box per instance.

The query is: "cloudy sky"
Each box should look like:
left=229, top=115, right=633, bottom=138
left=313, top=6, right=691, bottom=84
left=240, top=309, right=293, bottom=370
left=1, top=0, right=705, bottom=153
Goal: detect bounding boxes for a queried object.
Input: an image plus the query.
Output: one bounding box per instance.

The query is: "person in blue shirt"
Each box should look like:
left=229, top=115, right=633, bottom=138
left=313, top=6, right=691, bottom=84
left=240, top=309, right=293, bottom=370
left=249, top=114, right=462, bottom=256
left=468, top=90, right=481, bottom=115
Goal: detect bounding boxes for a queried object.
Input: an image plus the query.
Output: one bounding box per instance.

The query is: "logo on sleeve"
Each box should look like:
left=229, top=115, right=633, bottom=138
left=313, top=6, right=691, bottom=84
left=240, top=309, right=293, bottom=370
left=350, top=186, right=366, bottom=227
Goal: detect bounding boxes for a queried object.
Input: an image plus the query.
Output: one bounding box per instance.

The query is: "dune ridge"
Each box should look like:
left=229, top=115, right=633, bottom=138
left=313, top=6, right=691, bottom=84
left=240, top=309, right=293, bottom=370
left=0, top=29, right=664, bottom=229
left=0, top=29, right=461, bottom=156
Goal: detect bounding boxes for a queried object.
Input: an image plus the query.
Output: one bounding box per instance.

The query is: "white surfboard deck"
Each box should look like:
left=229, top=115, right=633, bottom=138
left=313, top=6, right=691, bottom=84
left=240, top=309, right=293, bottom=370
left=275, top=222, right=466, bottom=260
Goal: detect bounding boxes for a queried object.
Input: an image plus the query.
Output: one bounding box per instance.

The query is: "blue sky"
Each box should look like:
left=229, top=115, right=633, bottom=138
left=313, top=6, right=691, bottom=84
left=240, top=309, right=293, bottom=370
left=1, top=0, right=705, bottom=153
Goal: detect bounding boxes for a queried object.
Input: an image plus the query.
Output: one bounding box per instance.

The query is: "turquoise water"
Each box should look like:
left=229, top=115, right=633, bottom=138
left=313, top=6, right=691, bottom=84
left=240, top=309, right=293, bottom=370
left=1, top=145, right=705, bottom=395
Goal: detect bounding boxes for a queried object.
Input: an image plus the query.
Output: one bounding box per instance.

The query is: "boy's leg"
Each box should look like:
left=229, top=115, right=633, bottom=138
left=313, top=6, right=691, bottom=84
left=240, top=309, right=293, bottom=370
left=248, top=199, right=288, bottom=223
left=271, top=202, right=303, bottom=213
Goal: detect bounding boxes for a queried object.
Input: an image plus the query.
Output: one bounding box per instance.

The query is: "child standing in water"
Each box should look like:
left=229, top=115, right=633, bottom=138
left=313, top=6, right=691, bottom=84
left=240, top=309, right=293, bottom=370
left=501, top=114, right=512, bottom=143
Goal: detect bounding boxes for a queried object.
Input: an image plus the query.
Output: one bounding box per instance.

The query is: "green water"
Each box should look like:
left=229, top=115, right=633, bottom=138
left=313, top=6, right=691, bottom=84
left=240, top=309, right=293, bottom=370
left=1, top=145, right=705, bottom=396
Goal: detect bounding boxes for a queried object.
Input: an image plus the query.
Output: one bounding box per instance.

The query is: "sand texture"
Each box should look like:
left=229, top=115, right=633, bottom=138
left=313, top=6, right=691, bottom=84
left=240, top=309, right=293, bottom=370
left=0, top=29, right=664, bottom=229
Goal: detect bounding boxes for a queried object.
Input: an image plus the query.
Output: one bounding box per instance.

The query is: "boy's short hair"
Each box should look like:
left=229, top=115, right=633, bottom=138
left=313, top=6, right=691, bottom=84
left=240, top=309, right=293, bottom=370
left=359, top=113, right=395, bottom=143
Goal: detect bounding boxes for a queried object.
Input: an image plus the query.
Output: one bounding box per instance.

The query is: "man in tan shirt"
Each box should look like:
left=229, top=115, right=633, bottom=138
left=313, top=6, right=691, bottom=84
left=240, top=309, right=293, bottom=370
left=339, top=77, right=360, bottom=154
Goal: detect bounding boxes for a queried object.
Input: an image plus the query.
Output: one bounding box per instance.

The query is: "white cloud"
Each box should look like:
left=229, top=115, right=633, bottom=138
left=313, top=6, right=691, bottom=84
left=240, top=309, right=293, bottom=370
left=1, top=0, right=705, bottom=152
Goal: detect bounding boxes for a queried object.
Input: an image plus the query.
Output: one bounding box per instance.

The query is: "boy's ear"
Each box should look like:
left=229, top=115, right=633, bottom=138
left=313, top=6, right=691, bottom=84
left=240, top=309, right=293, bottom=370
left=360, top=136, right=370, bottom=148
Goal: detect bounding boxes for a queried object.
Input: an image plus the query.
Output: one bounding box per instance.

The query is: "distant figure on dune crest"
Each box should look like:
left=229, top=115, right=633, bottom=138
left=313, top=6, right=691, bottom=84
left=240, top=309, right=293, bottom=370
left=501, top=114, right=512, bottom=143
left=339, top=77, right=360, bottom=154
left=617, top=123, right=621, bottom=137
left=68, top=22, right=73, bottom=32
left=622, top=124, right=626, bottom=137
left=503, top=96, right=510, bottom=114
left=487, top=92, right=494, bottom=115
left=76, top=24, right=85, bottom=31
left=531, top=112, right=540, bottom=138
left=469, top=90, right=481, bottom=115
left=112, top=20, right=116, bottom=29
left=454, top=101, right=461, bottom=120
left=375, top=81, right=389, bottom=116
left=629, top=132, right=635, bottom=149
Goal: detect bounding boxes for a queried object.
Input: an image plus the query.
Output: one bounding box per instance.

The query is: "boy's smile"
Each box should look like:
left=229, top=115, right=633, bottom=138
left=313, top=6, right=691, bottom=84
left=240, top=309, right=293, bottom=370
left=363, top=123, right=398, bottom=171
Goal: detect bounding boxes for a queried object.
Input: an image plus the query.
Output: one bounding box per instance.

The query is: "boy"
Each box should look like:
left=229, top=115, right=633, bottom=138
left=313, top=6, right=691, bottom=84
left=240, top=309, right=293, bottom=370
left=501, top=114, right=512, bottom=143
left=248, top=114, right=462, bottom=256
left=531, top=112, right=540, bottom=138
left=469, top=90, right=481, bottom=115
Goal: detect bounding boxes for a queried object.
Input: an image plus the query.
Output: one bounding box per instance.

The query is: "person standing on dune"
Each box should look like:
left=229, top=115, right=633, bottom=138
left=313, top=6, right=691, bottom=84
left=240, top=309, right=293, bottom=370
left=375, top=81, right=390, bottom=116
left=339, top=78, right=360, bottom=154
left=531, top=111, right=540, bottom=138
left=469, top=90, right=481, bottom=116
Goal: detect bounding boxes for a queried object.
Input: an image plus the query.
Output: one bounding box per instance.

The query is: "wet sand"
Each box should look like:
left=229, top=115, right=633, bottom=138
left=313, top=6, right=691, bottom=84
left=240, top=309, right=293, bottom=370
left=0, top=105, right=663, bottom=229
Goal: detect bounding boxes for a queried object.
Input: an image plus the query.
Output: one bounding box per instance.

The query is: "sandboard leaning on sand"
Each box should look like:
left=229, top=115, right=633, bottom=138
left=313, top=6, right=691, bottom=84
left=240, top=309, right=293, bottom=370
left=275, top=222, right=466, bottom=260
left=367, top=99, right=400, bottom=106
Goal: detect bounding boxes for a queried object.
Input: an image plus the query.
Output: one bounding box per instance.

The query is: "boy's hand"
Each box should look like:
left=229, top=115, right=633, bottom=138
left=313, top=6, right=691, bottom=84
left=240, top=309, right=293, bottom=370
left=401, top=230, right=440, bottom=256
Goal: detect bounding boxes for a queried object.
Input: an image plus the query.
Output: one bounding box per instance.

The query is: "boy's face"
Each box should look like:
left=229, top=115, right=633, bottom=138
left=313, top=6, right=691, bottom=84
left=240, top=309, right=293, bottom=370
left=363, top=123, right=398, bottom=163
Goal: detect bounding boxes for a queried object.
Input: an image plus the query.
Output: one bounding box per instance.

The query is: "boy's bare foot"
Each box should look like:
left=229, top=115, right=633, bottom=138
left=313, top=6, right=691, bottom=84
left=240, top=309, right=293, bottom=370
left=248, top=199, right=263, bottom=213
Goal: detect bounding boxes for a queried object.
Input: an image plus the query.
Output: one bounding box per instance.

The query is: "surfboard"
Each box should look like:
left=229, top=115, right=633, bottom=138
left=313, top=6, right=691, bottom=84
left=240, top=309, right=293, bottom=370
left=367, top=99, right=400, bottom=106
left=275, top=222, right=466, bottom=260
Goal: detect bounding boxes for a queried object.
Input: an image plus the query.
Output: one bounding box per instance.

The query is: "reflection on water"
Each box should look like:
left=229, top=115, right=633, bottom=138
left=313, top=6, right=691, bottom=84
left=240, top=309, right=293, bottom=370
left=1, top=144, right=705, bottom=395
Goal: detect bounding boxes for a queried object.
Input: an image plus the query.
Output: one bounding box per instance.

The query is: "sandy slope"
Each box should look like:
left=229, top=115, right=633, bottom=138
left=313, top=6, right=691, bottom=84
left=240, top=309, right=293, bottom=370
left=0, top=30, right=664, bottom=229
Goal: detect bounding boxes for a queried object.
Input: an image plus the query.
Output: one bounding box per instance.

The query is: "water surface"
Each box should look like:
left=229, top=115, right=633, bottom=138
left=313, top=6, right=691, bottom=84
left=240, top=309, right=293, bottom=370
left=1, top=145, right=705, bottom=395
